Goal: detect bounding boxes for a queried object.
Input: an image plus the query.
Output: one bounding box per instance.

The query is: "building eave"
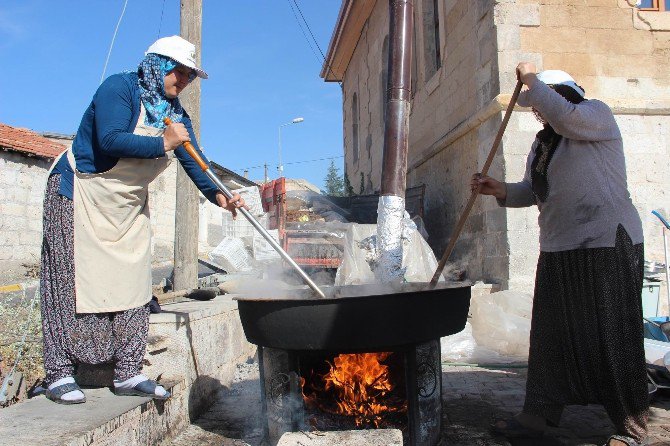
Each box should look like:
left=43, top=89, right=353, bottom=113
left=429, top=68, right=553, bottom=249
left=320, top=0, right=377, bottom=82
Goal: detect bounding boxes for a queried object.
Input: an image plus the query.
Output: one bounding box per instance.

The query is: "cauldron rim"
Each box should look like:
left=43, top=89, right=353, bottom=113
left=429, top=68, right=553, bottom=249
left=232, top=280, right=471, bottom=303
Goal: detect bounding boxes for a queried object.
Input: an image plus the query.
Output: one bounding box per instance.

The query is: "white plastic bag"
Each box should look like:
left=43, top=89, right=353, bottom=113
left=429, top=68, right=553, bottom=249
left=334, top=223, right=442, bottom=286
left=469, top=290, right=533, bottom=361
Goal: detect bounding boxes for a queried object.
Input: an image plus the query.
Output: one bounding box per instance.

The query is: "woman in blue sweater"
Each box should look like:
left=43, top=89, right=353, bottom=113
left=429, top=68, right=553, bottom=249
left=40, top=36, right=244, bottom=404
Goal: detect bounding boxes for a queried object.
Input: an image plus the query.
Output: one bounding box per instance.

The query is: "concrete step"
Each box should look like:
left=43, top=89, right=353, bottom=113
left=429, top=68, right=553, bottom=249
left=0, top=380, right=186, bottom=446
left=0, top=295, right=256, bottom=446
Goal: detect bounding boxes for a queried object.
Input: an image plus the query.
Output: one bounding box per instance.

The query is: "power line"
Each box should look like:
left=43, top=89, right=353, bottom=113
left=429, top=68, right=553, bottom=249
left=100, top=0, right=130, bottom=85
left=291, top=0, right=327, bottom=61
left=286, top=0, right=322, bottom=65
left=286, top=0, right=342, bottom=86
left=233, top=155, right=344, bottom=172
left=157, top=0, right=167, bottom=39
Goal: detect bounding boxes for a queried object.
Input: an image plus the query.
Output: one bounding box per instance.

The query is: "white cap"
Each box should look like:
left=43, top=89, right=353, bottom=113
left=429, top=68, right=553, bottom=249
left=536, top=70, right=584, bottom=97
left=145, top=35, right=208, bottom=79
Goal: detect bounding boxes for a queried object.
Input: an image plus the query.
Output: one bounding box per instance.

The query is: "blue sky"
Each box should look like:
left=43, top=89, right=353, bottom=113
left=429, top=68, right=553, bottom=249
left=0, top=0, right=343, bottom=189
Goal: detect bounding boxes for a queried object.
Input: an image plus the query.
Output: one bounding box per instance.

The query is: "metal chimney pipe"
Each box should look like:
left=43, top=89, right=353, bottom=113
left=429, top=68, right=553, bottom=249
left=381, top=0, right=414, bottom=198
left=376, top=0, right=414, bottom=283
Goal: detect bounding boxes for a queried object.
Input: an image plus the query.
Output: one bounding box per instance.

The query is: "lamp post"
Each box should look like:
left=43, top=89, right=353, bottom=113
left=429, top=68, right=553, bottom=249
left=278, top=117, right=304, bottom=177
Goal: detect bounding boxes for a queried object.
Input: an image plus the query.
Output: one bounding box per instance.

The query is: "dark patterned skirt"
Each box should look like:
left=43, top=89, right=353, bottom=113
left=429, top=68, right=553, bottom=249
left=40, top=174, right=150, bottom=385
left=524, top=224, right=648, bottom=442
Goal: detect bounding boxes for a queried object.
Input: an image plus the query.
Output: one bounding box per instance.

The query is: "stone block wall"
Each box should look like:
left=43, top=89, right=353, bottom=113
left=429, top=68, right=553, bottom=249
left=339, top=0, right=670, bottom=298
left=342, top=0, right=503, bottom=282
left=0, top=153, right=223, bottom=267
left=496, top=0, right=670, bottom=297
left=0, top=152, right=51, bottom=262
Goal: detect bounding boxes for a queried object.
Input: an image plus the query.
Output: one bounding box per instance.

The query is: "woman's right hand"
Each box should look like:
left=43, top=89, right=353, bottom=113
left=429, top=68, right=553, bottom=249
left=163, top=122, right=190, bottom=152
left=471, top=173, right=507, bottom=200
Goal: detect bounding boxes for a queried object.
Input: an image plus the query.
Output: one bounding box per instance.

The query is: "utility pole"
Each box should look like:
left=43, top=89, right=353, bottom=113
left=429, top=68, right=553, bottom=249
left=173, top=0, right=202, bottom=291
left=264, top=163, right=269, bottom=184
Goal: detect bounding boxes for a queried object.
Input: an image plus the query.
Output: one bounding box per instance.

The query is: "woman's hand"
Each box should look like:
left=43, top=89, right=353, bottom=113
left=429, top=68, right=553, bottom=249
left=163, top=122, right=190, bottom=152
left=471, top=173, right=507, bottom=200
left=216, top=192, right=247, bottom=218
left=516, top=62, right=538, bottom=89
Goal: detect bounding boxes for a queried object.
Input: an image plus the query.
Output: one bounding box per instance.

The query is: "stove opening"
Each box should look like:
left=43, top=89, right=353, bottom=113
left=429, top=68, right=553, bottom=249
left=299, top=351, right=408, bottom=431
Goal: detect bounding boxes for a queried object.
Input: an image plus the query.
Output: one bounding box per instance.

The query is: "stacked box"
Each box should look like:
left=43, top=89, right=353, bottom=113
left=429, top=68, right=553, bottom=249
left=208, top=236, right=253, bottom=272
left=252, top=229, right=281, bottom=262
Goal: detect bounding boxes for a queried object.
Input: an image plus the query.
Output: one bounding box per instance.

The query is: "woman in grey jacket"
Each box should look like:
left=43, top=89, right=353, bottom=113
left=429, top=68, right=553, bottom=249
left=477, top=62, right=648, bottom=446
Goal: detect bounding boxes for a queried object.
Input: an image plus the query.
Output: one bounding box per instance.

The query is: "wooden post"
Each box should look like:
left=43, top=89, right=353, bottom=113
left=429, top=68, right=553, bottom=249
left=173, top=0, right=202, bottom=291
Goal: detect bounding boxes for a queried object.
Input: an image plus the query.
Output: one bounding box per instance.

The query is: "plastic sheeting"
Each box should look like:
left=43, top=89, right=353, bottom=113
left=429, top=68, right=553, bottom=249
left=334, top=223, right=443, bottom=286
left=441, top=289, right=533, bottom=364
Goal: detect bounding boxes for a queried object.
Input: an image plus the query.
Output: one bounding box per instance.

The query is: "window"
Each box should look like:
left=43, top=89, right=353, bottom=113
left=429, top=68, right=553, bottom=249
left=352, top=93, right=359, bottom=163
left=381, top=35, right=389, bottom=127
left=637, top=0, right=669, bottom=11
left=422, top=0, right=441, bottom=80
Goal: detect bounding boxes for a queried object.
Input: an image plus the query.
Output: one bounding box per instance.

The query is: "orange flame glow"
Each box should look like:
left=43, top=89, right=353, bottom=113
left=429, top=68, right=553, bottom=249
left=301, top=352, right=407, bottom=427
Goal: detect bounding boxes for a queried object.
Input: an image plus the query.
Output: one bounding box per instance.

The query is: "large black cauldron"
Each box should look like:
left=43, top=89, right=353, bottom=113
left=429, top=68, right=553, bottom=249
left=235, top=282, right=471, bottom=352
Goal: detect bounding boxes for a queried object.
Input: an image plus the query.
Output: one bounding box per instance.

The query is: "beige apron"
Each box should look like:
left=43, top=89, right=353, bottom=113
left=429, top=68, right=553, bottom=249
left=68, top=105, right=172, bottom=313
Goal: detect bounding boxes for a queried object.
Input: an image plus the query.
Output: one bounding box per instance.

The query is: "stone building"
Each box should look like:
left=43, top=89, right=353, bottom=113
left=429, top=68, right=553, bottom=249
left=0, top=121, right=255, bottom=267
left=322, top=0, right=670, bottom=300
left=0, top=124, right=68, bottom=263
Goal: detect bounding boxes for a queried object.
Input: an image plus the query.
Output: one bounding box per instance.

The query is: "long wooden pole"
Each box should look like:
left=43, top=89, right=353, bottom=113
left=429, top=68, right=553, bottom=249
left=430, top=80, right=523, bottom=287
left=173, top=0, right=202, bottom=291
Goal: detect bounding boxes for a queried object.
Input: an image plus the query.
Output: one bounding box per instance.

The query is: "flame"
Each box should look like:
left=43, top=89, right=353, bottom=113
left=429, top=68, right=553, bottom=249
left=301, top=352, right=407, bottom=427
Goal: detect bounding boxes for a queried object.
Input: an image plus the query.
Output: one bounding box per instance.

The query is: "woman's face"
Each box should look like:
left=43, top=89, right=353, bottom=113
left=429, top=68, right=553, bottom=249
left=163, top=65, right=196, bottom=98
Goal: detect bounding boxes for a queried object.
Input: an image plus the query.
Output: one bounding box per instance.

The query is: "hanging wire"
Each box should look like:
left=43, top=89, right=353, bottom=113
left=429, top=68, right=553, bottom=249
left=288, top=0, right=342, bottom=87
left=100, top=0, right=130, bottom=85
left=234, top=155, right=344, bottom=173
left=157, top=0, right=167, bottom=39
left=286, top=0, right=323, bottom=65
left=291, top=0, right=327, bottom=60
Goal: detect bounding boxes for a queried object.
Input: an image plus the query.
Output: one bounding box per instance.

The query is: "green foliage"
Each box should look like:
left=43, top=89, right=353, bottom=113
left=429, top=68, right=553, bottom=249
left=359, top=172, right=365, bottom=195
left=343, top=173, right=355, bottom=197
left=323, top=160, right=345, bottom=196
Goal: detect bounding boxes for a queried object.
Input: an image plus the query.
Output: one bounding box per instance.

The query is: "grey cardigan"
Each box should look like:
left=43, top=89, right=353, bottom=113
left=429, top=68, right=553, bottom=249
left=500, top=81, right=643, bottom=252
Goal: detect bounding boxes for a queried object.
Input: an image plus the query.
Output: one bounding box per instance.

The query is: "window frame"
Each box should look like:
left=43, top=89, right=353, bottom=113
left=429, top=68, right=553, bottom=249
left=637, top=0, right=669, bottom=12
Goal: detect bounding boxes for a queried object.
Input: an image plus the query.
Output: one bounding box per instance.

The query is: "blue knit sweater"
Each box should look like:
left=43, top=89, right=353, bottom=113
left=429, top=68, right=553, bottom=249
left=52, top=72, right=219, bottom=204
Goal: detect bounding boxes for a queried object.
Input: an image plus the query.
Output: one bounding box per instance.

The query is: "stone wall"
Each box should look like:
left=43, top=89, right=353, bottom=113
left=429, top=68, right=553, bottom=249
left=339, top=0, right=670, bottom=302
left=495, top=0, right=670, bottom=300
left=0, top=154, right=223, bottom=266
left=342, top=0, right=503, bottom=281
left=0, top=152, right=51, bottom=262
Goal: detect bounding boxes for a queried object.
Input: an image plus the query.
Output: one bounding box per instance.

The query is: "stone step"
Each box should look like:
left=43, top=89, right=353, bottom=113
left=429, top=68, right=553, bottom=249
left=0, top=295, right=256, bottom=446
left=277, top=429, right=403, bottom=446
left=0, top=379, right=187, bottom=446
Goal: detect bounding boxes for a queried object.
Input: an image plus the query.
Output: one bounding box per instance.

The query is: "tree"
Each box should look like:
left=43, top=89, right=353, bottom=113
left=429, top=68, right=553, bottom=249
left=343, top=173, right=355, bottom=197
left=323, top=160, right=344, bottom=196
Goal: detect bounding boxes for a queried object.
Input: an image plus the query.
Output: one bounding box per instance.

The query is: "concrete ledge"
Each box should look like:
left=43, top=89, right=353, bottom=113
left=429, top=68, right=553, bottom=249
left=0, top=381, right=186, bottom=446
left=277, top=429, right=403, bottom=446
left=0, top=295, right=256, bottom=445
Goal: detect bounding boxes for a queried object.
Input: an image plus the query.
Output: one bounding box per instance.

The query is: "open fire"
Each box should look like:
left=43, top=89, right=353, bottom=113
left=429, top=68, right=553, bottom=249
left=301, top=352, right=408, bottom=428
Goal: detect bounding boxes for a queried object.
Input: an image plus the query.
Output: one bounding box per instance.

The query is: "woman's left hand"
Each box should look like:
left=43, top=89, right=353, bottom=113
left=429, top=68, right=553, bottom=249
left=216, top=192, right=247, bottom=218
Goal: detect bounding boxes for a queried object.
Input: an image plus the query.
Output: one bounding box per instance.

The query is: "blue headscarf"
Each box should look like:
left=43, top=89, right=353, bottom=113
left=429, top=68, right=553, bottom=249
left=137, top=53, right=185, bottom=128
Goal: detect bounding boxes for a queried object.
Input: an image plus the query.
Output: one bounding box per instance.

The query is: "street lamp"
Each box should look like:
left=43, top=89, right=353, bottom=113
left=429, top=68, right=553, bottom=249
left=278, top=117, right=304, bottom=177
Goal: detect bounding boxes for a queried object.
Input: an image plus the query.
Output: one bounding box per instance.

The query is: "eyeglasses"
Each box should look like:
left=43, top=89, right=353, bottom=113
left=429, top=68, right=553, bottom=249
left=173, top=66, right=197, bottom=82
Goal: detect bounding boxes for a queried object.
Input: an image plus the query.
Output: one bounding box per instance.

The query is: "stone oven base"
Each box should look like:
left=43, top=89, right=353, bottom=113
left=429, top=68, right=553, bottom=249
left=259, top=339, right=443, bottom=446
